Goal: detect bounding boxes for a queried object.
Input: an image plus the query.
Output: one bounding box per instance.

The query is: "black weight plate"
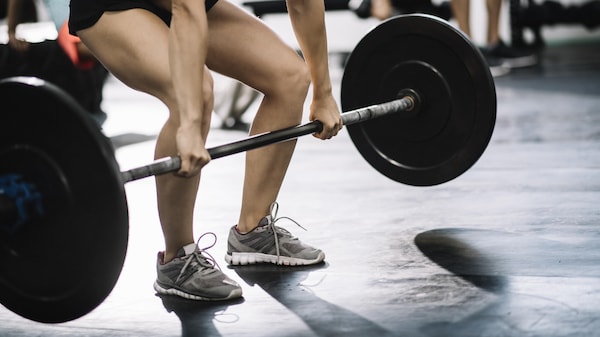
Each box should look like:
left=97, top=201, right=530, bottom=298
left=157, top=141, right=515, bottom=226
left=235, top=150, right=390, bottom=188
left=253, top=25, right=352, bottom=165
left=0, top=145, right=72, bottom=233
left=341, top=14, right=497, bottom=186
left=0, top=77, right=129, bottom=323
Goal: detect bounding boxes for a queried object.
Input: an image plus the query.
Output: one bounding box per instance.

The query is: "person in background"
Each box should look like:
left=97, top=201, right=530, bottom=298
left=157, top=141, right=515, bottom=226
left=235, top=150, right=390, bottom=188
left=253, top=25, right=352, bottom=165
left=350, top=0, right=537, bottom=76
left=450, top=0, right=538, bottom=73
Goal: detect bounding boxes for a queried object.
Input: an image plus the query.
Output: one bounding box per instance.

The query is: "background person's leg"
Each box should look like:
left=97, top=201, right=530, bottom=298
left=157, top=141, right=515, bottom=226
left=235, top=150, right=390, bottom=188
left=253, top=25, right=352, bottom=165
left=451, top=0, right=471, bottom=37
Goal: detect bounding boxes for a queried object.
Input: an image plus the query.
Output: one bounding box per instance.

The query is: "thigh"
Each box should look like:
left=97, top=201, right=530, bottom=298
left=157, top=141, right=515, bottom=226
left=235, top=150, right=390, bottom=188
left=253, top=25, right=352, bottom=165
left=76, top=9, right=175, bottom=106
left=205, top=1, right=305, bottom=94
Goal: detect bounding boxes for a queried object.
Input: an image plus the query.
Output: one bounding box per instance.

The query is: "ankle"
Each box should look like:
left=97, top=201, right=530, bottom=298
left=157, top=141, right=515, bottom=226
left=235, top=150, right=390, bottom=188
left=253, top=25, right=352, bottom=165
left=161, top=251, right=177, bottom=264
left=163, top=241, right=195, bottom=263
left=237, top=214, right=268, bottom=233
left=235, top=223, right=255, bottom=234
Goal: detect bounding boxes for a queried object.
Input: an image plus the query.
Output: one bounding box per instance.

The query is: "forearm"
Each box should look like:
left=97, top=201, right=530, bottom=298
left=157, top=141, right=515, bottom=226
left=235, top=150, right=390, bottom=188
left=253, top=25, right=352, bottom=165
left=286, top=0, right=333, bottom=99
left=287, top=0, right=341, bottom=140
left=170, top=0, right=208, bottom=127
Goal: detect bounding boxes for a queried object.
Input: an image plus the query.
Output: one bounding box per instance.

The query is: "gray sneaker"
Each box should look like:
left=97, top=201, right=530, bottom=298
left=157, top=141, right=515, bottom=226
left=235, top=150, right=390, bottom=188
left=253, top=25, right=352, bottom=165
left=154, top=233, right=243, bottom=301
left=225, top=203, right=325, bottom=266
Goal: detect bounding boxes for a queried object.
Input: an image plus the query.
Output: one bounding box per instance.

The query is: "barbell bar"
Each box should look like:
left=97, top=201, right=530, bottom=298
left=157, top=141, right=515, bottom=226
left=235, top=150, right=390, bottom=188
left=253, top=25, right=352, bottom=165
left=0, top=84, right=418, bottom=231
left=0, top=14, right=496, bottom=323
left=121, top=92, right=418, bottom=183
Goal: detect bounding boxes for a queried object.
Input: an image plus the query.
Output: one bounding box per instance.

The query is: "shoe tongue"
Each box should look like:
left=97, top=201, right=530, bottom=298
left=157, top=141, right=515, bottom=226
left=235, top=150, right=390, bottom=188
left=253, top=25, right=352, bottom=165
left=177, top=243, right=198, bottom=257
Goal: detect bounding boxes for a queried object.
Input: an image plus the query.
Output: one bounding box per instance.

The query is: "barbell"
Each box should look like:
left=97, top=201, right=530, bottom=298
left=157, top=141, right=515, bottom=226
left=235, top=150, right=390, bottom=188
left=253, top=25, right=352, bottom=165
left=0, top=14, right=496, bottom=323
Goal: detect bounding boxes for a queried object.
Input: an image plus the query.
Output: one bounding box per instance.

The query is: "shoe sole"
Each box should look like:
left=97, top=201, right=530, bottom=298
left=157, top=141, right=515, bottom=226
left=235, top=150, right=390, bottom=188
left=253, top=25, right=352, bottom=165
left=489, top=65, right=511, bottom=77
left=225, top=251, right=325, bottom=266
left=502, top=55, right=539, bottom=69
left=153, top=281, right=243, bottom=301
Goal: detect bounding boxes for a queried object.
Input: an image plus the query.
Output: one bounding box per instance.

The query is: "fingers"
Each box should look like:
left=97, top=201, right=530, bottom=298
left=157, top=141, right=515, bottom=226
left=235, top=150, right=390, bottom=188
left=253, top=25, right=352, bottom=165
left=313, top=117, right=344, bottom=140
left=309, top=95, right=343, bottom=140
left=175, top=123, right=210, bottom=177
left=176, top=153, right=211, bottom=177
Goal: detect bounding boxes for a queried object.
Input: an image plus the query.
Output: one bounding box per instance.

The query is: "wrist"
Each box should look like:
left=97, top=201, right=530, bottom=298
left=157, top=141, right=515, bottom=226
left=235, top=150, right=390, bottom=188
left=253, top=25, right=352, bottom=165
left=312, top=84, right=333, bottom=100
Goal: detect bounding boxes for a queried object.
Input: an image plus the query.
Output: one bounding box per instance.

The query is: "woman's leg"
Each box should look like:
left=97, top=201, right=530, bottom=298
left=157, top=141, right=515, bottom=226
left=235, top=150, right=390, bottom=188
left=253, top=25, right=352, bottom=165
left=205, top=1, right=311, bottom=232
left=371, top=0, right=394, bottom=20
left=486, top=0, right=502, bottom=45
left=451, top=0, right=471, bottom=37
left=77, top=9, right=213, bottom=262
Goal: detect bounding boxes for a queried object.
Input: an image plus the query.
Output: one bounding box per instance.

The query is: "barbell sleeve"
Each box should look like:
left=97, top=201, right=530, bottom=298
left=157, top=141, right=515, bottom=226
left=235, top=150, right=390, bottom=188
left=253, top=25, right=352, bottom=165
left=341, top=94, right=416, bottom=126
left=120, top=95, right=415, bottom=183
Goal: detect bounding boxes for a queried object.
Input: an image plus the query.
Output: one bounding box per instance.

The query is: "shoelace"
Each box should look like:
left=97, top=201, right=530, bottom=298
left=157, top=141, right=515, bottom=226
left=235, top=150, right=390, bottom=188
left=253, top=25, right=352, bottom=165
left=268, top=202, right=307, bottom=263
left=175, top=232, right=221, bottom=283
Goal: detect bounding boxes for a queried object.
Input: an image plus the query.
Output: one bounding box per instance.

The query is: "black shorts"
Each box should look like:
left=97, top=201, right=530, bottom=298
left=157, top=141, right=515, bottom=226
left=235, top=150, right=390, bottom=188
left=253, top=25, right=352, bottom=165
left=69, top=0, right=219, bottom=35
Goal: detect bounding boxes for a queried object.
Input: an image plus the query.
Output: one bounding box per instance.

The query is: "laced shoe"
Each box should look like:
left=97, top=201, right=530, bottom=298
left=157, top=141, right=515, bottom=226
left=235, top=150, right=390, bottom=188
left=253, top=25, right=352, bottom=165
left=154, top=233, right=243, bottom=301
left=483, top=54, right=511, bottom=78
left=225, top=202, right=325, bottom=266
left=484, top=40, right=539, bottom=69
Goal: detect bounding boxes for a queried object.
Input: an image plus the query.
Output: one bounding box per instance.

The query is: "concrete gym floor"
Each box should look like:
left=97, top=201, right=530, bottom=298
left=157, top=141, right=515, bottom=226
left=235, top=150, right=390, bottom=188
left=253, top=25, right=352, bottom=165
left=1, top=33, right=600, bottom=337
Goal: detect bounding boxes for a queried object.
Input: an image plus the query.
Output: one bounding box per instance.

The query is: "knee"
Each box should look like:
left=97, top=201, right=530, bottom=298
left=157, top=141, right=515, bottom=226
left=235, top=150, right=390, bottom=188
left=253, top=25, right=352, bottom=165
left=266, top=61, right=311, bottom=112
left=287, top=63, right=311, bottom=103
left=162, top=74, right=214, bottom=141
left=165, top=71, right=214, bottom=134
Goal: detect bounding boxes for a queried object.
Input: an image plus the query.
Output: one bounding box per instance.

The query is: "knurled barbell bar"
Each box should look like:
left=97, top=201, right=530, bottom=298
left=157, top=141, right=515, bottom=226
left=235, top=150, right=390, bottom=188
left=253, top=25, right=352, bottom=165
left=0, top=14, right=496, bottom=323
left=120, top=91, right=417, bottom=183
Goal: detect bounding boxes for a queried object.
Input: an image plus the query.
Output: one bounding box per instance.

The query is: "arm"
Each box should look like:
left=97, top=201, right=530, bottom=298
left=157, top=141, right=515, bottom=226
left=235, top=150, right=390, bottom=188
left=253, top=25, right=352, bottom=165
left=7, top=0, right=30, bottom=52
left=286, top=0, right=342, bottom=140
left=169, top=0, right=211, bottom=176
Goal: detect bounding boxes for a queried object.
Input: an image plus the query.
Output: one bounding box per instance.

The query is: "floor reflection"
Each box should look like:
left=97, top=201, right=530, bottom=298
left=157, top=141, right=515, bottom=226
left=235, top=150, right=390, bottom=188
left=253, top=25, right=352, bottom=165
left=158, top=294, right=245, bottom=337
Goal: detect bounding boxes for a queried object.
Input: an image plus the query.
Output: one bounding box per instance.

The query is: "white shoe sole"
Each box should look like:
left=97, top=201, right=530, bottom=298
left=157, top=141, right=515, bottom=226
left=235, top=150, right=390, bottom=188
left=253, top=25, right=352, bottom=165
left=153, top=281, right=243, bottom=301
left=225, top=251, right=325, bottom=266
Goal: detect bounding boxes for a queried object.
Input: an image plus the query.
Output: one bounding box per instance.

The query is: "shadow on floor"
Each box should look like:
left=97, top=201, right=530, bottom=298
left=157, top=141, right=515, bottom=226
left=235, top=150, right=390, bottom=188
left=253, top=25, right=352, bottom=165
left=230, top=263, right=401, bottom=337
left=157, top=295, right=245, bottom=337
left=415, top=228, right=600, bottom=337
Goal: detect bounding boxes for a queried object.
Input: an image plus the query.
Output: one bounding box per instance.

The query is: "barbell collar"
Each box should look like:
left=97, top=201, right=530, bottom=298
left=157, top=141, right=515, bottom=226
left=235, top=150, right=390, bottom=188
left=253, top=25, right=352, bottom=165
left=120, top=96, right=414, bottom=183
